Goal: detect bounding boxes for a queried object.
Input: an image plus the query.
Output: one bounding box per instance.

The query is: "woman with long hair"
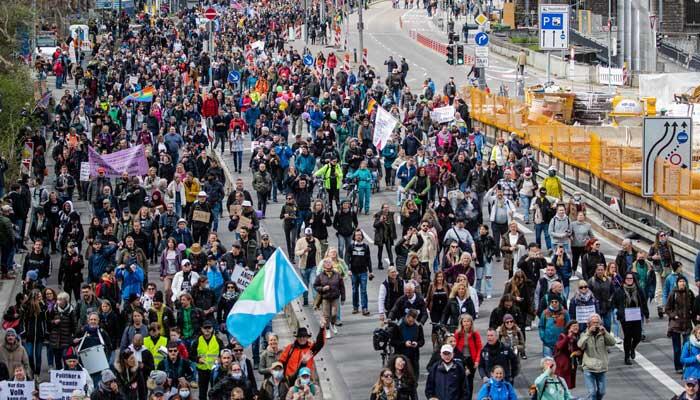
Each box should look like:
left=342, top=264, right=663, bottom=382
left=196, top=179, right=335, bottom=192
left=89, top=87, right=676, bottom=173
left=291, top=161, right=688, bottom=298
left=504, top=270, right=535, bottom=330
left=43, top=288, right=58, bottom=368
left=666, top=275, right=695, bottom=374
left=554, top=320, right=581, bottom=389
left=440, top=241, right=462, bottom=282
left=159, top=237, right=182, bottom=307
left=21, top=289, right=47, bottom=376
left=606, top=261, right=624, bottom=339
left=112, top=349, right=147, bottom=400
left=426, top=271, right=450, bottom=351
left=441, top=282, right=477, bottom=332
left=400, top=200, right=421, bottom=236
left=322, top=247, right=349, bottom=325
left=580, top=238, right=606, bottom=281
left=454, top=313, right=481, bottom=399
left=386, top=354, right=418, bottom=400
left=614, top=272, right=650, bottom=365
left=370, top=368, right=398, bottom=400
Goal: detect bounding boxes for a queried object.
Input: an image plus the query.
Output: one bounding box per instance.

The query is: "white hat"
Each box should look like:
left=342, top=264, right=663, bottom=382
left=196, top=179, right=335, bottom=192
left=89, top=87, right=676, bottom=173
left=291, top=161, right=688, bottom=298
left=242, top=200, right=252, bottom=207
left=181, top=259, right=191, bottom=266
left=304, top=227, right=313, bottom=235
left=440, top=344, right=454, bottom=354
left=198, top=191, right=208, bottom=197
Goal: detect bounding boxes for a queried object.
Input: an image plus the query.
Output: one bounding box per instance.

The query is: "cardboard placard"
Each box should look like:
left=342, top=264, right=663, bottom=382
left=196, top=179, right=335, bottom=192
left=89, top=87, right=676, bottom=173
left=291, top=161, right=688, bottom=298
left=0, top=380, right=35, bottom=400
left=624, top=307, right=642, bottom=321
left=238, top=215, right=252, bottom=230
left=192, top=210, right=211, bottom=223
left=229, top=204, right=242, bottom=217
left=79, top=161, right=91, bottom=182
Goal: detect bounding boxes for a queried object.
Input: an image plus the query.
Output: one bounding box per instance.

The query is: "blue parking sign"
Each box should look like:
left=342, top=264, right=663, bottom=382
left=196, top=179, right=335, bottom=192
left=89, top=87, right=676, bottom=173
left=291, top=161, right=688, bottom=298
left=303, top=54, right=314, bottom=66
left=541, top=13, right=564, bottom=29
left=228, top=70, right=240, bottom=83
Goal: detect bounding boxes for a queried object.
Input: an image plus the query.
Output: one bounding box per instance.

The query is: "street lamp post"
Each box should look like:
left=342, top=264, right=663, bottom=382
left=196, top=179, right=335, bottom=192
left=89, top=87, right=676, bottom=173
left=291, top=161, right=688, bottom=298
left=607, top=0, right=612, bottom=93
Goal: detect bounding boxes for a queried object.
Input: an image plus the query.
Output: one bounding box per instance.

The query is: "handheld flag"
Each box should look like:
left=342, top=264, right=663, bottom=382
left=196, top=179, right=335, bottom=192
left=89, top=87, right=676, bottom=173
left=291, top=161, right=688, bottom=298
left=123, top=86, right=156, bottom=103
left=226, top=249, right=307, bottom=347
left=366, top=98, right=377, bottom=114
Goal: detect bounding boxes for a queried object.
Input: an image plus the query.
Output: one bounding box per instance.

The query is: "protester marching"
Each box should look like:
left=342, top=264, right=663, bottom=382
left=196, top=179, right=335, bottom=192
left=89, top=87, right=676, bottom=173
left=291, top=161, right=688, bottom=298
left=1, top=0, right=699, bottom=400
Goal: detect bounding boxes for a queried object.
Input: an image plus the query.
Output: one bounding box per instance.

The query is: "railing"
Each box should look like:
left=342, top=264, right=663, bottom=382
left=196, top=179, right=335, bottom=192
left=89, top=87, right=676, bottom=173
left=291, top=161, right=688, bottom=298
left=468, top=87, right=700, bottom=224
left=408, top=29, right=448, bottom=55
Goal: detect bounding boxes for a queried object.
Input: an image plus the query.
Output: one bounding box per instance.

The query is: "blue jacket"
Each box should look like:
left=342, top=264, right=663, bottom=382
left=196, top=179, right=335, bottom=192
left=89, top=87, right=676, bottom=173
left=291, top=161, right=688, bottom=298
left=538, top=307, right=570, bottom=347
left=381, top=144, right=398, bottom=169
left=473, top=132, right=485, bottom=160
left=476, top=378, right=518, bottom=400
left=116, top=264, right=145, bottom=300
left=681, top=338, right=700, bottom=380
left=425, top=361, right=467, bottom=400
left=172, top=228, right=193, bottom=248
left=397, top=163, right=416, bottom=187
left=348, top=168, right=373, bottom=189
left=295, top=154, right=316, bottom=176
left=88, top=245, right=118, bottom=284
left=309, top=109, right=324, bottom=130
left=245, top=106, right=261, bottom=127
left=275, top=144, right=293, bottom=169
left=551, top=253, right=573, bottom=281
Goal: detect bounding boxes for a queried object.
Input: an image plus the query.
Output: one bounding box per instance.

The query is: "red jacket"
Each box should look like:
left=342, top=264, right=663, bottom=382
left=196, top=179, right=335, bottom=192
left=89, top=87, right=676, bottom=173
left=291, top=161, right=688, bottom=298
left=327, top=54, right=337, bottom=69
left=455, top=329, right=483, bottom=366
left=201, top=98, right=219, bottom=118
left=229, top=118, right=248, bottom=133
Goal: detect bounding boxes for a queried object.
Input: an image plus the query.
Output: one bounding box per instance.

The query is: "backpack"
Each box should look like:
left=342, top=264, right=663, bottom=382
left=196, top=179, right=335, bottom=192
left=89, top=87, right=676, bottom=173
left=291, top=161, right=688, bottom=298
left=537, top=376, right=565, bottom=400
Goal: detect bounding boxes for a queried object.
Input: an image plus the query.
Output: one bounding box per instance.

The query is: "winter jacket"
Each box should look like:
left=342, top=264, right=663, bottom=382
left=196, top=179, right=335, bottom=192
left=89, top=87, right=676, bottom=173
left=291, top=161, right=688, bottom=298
left=441, top=296, right=477, bottom=330
left=425, top=361, right=467, bottom=400
left=252, top=170, right=273, bottom=194
left=588, top=276, right=614, bottom=315
left=115, top=265, right=145, bottom=301
left=333, top=209, right=358, bottom=237
left=88, top=245, right=118, bottom=284
left=577, top=329, right=616, bottom=372
left=534, top=372, right=572, bottom=400
left=539, top=306, right=570, bottom=348
left=569, top=292, right=599, bottom=323
left=390, top=319, right=425, bottom=363
left=48, top=303, right=78, bottom=348
left=294, top=153, right=316, bottom=176
left=313, top=270, right=345, bottom=301
left=682, top=335, right=700, bottom=380
left=347, top=168, right=373, bottom=189
left=476, top=378, right=518, bottom=400
left=478, top=341, right=519, bottom=381
left=548, top=215, right=571, bottom=245
left=0, top=339, right=30, bottom=377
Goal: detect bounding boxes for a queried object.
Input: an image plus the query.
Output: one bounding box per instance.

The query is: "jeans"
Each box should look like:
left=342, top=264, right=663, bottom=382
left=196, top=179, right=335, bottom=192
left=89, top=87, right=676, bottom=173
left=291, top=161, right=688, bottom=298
left=300, top=267, right=316, bottom=304
left=213, top=132, right=226, bottom=153
left=534, top=223, right=552, bottom=250
left=392, top=88, right=401, bottom=106
left=543, top=345, right=554, bottom=357
left=24, top=341, right=43, bottom=376
left=211, top=202, right=222, bottom=232
left=583, top=370, right=607, bottom=400
left=351, top=272, right=369, bottom=310
left=476, top=261, right=493, bottom=296
left=233, top=151, right=243, bottom=171
left=519, top=194, right=532, bottom=221
left=284, top=224, right=298, bottom=257
left=358, top=186, right=371, bottom=213
left=600, top=311, right=612, bottom=332
left=337, top=233, right=352, bottom=263
left=252, top=322, right=272, bottom=364
left=610, top=308, right=621, bottom=338
left=671, top=332, right=689, bottom=371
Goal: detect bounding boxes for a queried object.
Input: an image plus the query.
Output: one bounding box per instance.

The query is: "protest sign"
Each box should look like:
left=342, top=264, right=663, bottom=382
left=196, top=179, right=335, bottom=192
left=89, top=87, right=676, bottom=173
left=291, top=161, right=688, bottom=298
left=39, top=382, right=60, bottom=400
left=231, top=265, right=255, bottom=288
left=79, top=162, right=90, bottom=181
left=430, top=105, right=456, bottom=124
left=576, top=305, right=596, bottom=323
left=237, top=215, right=252, bottom=230
left=0, top=380, right=35, bottom=400
left=229, top=204, right=242, bottom=217
left=88, top=145, right=149, bottom=178
left=192, top=210, right=211, bottom=223
left=50, top=370, right=87, bottom=400
left=372, top=106, right=398, bottom=150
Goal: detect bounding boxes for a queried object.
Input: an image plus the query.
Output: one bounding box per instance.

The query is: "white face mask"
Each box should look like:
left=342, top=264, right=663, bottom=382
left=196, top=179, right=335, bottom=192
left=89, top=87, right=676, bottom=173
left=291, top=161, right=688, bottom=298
left=300, top=377, right=311, bottom=386
left=272, top=370, right=284, bottom=380
left=179, top=390, right=190, bottom=398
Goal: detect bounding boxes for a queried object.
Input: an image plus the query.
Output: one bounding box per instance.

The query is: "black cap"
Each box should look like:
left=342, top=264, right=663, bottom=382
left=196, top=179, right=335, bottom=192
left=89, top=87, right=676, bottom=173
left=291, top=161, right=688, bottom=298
left=202, top=320, right=214, bottom=328
left=295, top=327, right=311, bottom=338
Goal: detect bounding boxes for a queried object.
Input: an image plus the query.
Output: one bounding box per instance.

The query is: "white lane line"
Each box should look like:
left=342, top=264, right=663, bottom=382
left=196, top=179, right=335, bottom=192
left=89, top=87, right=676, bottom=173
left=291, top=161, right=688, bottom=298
left=614, top=343, right=684, bottom=395
left=361, top=229, right=375, bottom=245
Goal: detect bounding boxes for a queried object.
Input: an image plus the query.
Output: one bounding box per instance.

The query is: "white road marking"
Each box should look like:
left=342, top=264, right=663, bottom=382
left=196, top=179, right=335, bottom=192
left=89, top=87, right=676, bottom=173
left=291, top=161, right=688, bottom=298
left=361, top=229, right=375, bottom=245
left=614, top=343, right=684, bottom=394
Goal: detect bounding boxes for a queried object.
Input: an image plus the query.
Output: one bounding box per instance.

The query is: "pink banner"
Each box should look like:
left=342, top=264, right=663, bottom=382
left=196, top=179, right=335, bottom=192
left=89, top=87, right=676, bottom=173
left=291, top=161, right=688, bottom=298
left=88, top=145, right=149, bottom=178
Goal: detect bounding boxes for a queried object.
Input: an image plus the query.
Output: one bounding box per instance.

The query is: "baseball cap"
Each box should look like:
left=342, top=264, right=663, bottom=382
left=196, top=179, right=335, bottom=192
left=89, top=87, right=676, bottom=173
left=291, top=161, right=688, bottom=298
left=304, top=227, right=313, bottom=235
left=440, top=344, right=453, bottom=354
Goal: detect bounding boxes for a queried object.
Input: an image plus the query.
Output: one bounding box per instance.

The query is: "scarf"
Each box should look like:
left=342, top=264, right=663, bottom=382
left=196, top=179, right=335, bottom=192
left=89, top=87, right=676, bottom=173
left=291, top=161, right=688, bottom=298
left=690, top=334, right=700, bottom=349
left=222, top=291, right=238, bottom=301
left=575, top=289, right=593, bottom=303
left=623, top=284, right=639, bottom=308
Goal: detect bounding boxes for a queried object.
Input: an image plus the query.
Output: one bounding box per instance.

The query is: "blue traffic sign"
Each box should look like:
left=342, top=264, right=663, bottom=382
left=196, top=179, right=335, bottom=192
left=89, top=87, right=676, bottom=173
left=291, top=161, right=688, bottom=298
left=303, top=54, right=314, bottom=66
left=228, top=70, right=240, bottom=83
left=541, top=13, right=564, bottom=29
left=475, top=32, right=489, bottom=47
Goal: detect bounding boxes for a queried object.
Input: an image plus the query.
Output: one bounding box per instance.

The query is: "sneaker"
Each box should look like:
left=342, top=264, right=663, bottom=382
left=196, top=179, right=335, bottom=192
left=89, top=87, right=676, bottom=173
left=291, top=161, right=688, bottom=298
left=325, top=329, right=331, bottom=339
left=525, top=326, right=531, bottom=331
left=486, top=295, right=492, bottom=299
left=332, top=325, right=338, bottom=335
left=615, top=337, right=623, bottom=345
left=362, top=310, right=371, bottom=316
left=630, top=349, right=636, bottom=359
left=352, top=309, right=360, bottom=314
left=336, top=321, right=343, bottom=327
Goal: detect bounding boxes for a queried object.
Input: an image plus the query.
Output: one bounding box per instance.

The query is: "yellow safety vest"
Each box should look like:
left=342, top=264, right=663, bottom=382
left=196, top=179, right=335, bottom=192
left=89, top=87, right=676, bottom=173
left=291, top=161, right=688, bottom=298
left=196, top=335, right=220, bottom=371
left=144, top=336, right=168, bottom=364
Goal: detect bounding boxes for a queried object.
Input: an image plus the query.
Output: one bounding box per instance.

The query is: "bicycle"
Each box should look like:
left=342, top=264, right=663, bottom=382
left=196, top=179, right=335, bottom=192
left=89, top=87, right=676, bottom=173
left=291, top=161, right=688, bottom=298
left=314, top=177, right=330, bottom=210
left=343, top=178, right=361, bottom=213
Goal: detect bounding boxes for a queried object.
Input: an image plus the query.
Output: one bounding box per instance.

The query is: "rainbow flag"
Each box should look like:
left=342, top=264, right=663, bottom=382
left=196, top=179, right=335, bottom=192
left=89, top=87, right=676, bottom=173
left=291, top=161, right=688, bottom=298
left=124, top=86, right=156, bottom=103
left=366, top=98, right=377, bottom=114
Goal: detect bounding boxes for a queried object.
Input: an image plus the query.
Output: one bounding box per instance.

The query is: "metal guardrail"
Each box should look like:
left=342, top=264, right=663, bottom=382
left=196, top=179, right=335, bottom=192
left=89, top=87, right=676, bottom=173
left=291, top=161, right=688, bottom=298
left=658, top=40, right=700, bottom=71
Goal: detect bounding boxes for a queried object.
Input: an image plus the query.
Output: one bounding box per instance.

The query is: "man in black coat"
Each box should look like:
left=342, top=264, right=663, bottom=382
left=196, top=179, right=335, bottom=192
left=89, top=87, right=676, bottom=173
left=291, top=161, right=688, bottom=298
left=478, top=328, right=520, bottom=383
left=387, top=282, right=429, bottom=324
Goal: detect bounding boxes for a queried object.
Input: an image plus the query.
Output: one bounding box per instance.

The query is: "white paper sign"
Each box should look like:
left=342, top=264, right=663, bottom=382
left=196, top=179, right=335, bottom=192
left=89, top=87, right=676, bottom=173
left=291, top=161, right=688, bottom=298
left=576, top=305, right=596, bottom=323
left=231, top=265, right=255, bottom=288
left=430, top=105, right=456, bottom=124
left=372, top=106, right=398, bottom=151
left=251, top=40, right=265, bottom=50
left=39, top=382, right=60, bottom=400
left=0, top=380, right=35, bottom=400
left=624, top=307, right=642, bottom=321
left=50, top=370, right=88, bottom=400
left=79, top=161, right=91, bottom=182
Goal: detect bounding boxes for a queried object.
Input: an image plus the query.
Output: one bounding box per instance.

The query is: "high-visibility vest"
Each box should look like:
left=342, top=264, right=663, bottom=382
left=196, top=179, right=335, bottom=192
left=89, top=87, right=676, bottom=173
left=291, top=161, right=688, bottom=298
left=144, top=335, right=168, bottom=364
left=196, top=335, right=220, bottom=371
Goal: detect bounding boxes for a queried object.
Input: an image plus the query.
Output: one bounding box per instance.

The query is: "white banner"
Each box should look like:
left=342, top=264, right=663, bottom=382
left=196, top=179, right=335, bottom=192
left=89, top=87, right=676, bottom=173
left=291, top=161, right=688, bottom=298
left=0, top=380, right=35, bottom=400
left=231, top=265, right=255, bottom=288
left=430, top=105, right=456, bottom=124
left=372, top=106, right=398, bottom=151
left=50, top=370, right=87, bottom=400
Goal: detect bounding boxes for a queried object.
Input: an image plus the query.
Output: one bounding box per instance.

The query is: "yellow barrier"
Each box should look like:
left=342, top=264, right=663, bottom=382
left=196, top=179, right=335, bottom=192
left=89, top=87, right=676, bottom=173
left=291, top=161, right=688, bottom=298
left=467, top=87, right=700, bottom=224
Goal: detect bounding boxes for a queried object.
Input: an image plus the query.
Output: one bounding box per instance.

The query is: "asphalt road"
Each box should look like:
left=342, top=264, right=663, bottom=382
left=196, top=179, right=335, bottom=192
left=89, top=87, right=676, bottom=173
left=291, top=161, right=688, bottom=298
left=276, top=3, right=688, bottom=399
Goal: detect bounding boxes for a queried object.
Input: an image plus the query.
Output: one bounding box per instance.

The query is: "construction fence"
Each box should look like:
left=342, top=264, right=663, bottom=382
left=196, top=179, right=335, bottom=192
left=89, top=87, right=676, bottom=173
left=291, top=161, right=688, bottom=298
left=466, top=87, right=700, bottom=224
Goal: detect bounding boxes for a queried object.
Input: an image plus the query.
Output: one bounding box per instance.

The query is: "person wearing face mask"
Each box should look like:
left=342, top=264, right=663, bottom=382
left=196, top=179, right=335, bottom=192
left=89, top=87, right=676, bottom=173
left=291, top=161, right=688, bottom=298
left=286, top=367, right=320, bottom=400
left=208, top=361, right=255, bottom=400
left=259, top=361, right=290, bottom=400
left=566, top=191, right=587, bottom=221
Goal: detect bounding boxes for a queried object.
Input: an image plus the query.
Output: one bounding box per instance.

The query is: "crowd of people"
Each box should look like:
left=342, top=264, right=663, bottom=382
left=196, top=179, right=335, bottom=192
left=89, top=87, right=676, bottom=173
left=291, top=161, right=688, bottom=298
left=0, top=0, right=699, bottom=400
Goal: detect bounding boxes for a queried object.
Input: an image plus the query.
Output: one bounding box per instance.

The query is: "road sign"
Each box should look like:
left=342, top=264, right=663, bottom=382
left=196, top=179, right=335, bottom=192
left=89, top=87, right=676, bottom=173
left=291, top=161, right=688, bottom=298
left=303, top=54, right=314, bottom=66
left=475, top=13, right=488, bottom=25
left=642, top=117, right=692, bottom=197
left=203, top=7, right=218, bottom=20
left=475, top=32, right=489, bottom=47
left=475, top=46, right=489, bottom=67
left=228, top=70, right=240, bottom=83
left=539, top=4, right=569, bottom=50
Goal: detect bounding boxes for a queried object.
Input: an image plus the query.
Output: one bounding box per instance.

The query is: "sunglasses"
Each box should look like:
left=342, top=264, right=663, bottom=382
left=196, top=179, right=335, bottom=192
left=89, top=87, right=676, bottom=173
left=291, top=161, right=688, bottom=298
left=580, top=286, right=588, bottom=289
left=168, top=349, right=178, bottom=353
left=382, top=373, right=393, bottom=378
left=233, top=349, right=244, bottom=352
left=505, top=320, right=514, bottom=324
left=227, top=286, right=235, bottom=289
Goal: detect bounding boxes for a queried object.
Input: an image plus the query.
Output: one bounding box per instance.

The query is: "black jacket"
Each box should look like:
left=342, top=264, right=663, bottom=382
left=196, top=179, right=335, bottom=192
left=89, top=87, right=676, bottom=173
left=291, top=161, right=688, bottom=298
left=440, top=297, right=477, bottom=330
left=333, top=209, right=358, bottom=236
left=478, top=341, right=520, bottom=382
left=349, top=242, right=372, bottom=274
left=388, top=294, right=429, bottom=325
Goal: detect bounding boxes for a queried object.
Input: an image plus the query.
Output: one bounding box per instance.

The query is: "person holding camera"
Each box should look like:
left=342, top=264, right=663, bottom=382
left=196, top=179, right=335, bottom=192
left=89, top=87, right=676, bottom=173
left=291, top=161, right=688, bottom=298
left=577, top=313, right=616, bottom=400
left=534, top=356, right=572, bottom=400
